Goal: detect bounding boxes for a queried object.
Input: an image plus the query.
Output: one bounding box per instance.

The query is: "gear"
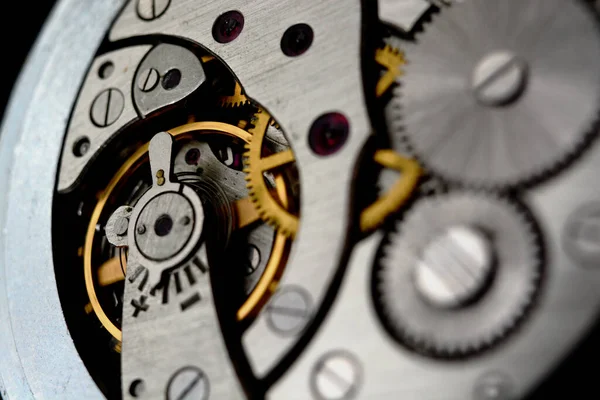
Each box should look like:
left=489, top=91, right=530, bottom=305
left=375, top=191, right=543, bottom=358
left=244, top=110, right=299, bottom=237
left=219, top=81, right=251, bottom=108
left=244, top=110, right=421, bottom=237
left=375, top=44, right=404, bottom=97
left=393, top=0, right=600, bottom=188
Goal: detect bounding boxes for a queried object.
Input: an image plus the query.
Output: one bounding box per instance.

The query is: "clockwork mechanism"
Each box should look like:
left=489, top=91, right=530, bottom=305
left=1, top=1, right=600, bottom=400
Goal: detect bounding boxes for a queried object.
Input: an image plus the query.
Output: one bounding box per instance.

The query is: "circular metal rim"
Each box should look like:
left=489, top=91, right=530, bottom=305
left=0, top=1, right=122, bottom=398
left=84, top=122, right=292, bottom=341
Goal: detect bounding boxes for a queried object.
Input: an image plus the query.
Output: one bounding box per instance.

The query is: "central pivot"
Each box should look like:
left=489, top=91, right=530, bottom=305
left=135, top=192, right=196, bottom=261
left=471, top=50, right=529, bottom=107
left=414, top=225, right=495, bottom=309
left=105, top=131, right=205, bottom=287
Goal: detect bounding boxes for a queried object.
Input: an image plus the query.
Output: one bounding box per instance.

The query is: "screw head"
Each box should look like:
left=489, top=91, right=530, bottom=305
left=137, top=68, right=160, bottom=92
left=474, top=371, right=513, bottom=400
left=137, top=0, right=171, bottom=21
left=166, top=366, right=209, bottom=400
left=311, top=351, right=362, bottom=400
left=308, top=112, right=350, bottom=156
left=266, top=286, right=312, bottom=336
left=90, top=88, right=125, bottom=127
left=212, top=10, right=244, bottom=43
left=415, top=225, right=494, bottom=309
left=471, top=51, right=529, bottom=107
left=281, top=23, right=314, bottom=57
left=137, top=224, right=147, bottom=235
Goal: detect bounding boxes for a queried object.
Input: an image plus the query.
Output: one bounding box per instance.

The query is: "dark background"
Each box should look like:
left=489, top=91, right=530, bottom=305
left=0, top=1, right=57, bottom=122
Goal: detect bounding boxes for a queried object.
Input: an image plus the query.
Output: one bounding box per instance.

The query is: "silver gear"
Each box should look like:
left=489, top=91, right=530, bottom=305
left=376, top=192, right=542, bottom=357
left=392, top=0, right=600, bottom=188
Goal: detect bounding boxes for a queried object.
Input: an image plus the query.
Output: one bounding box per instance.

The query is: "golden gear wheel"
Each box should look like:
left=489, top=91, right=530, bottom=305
left=375, top=44, right=405, bottom=97
left=219, top=81, right=251, bottom=108
left=244, top=110, right=421, bottom=238
left=244, top=110, right=298, bottom=238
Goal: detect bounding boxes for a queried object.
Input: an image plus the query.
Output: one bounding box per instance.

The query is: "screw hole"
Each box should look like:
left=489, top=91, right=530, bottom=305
left=162, top=69, right=182, bottom=90
left=98, top=61, right=114, bottom=79
left=185, top=148, right=201, bottom=165
left=155, top=214, right=174, bottom=237
left=212, top=10, right=244, bottom=43
left=129, top=379, right=145, bottom=398
left=308, top=112, right=349, bottom=156
left=73, top=137, right=91, bottom=157
left=281, top=23, right=314, bottom=57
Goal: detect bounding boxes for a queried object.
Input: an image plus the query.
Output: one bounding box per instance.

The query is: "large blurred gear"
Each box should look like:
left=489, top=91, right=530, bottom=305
left=375, top=191, right=543, bottom=357
left=394, top=0, right=600, bottom=188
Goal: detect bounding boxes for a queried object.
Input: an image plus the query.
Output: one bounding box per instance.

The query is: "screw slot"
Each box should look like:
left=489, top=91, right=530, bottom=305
left=138, top=68, right=160, bottom=92
left=281, top=23, right=314, bottom=57
left=212, top=10, right=244, bottom=44
left=308, top=112, right=349, bottom=156
left=266, top=286, right=312, bottom=336
left=137, top=0, right=171, bottom=21
left=311, top=350, right=362, bottom=400
left=73, top=137, right=91, bottom=157
left=162, top=69, right=182, bottom=90
left=98, top=61, right=114, bottom=79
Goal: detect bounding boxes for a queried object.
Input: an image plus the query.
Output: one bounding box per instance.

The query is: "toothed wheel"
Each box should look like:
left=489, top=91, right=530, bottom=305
left=219, top=81, right=251, bottom=108
left=374, top=192, right=543, bottom=358
left=244, top=111, right=298, bottom=238
left=391, top=0, right=600, bottom=189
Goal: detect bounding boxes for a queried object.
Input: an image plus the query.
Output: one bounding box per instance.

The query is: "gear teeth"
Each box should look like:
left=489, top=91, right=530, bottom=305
left=242, top=110, right=299, bottom=237
left=392, top=0, right=600, bottom=190
left=374, top=190, right=543, bottom=359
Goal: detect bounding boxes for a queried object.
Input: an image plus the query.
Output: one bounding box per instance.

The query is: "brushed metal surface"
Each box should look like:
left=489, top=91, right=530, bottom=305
left=0, top=0, right=124, bottom=398
left=110, top=0, right=371, bottom=376
left=57, top=45, right=150, bottom=193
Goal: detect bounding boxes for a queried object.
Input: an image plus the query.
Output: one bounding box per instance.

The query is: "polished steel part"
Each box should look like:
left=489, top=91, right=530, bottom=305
left=0, top=1, right=122, bottom=398
left=414, top=225, right=494, bottom=309
left=57, top=45, right=150, bottom=192
left=173, top=139, right=275, bottom=294
left=394, top=0, right=600, bottom=188
left=105, top=132, right=244, bottom=399
left=132, top=44, right=206, bottom=117
left=378, top=193, right=541, bottom=356
left=110, top=0, right=371, bottom=375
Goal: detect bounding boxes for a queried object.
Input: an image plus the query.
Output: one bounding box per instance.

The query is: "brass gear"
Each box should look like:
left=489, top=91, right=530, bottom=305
left=375, top=44, right=404, bottom=97
left=244, top=111, right=421, bottom=238
left=244, top=110, right=298, bottom=238
left=85, top=121, right=292, bottom=342
left=219, top=81, right=251, bottom=108
left=243, top=44, right=416, bottom=238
